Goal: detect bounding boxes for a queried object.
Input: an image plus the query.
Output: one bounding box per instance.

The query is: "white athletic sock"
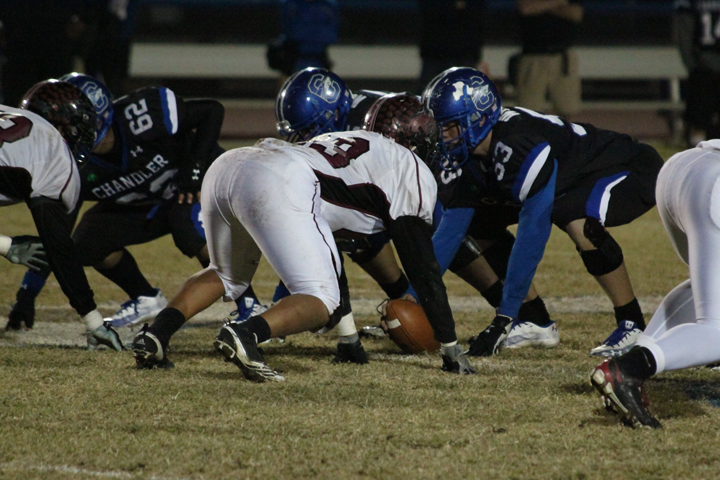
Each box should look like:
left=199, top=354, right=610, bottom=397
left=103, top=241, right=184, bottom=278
left=336, top=312, right=357, bottom=337
left=82, top=310, right=104, bottom=331
left=639, top=320, right=720, bottom=374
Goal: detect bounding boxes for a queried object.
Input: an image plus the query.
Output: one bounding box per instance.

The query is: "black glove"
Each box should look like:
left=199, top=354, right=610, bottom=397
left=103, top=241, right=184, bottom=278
left=333, top=336, right=369, bottom=365
left=467, top=314, right=513, bottom=357
left=5, top=235, right=48, bottom=272
left=177, top=160, right=204, bottom=203
left=441, top=344, right=476, bottom=374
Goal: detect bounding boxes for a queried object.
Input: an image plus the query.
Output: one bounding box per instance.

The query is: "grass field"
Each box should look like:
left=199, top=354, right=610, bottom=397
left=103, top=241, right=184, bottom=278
left=2, top=142, right=720, bottom=480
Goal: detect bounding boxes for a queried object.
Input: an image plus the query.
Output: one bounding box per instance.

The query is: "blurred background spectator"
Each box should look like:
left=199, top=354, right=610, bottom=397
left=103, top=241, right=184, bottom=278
left=674, top=0, right=720, bottom=146
left=514, top=0, right=583, bottom=115
left=0, top=1, right=86, bottom=107
left=266, top=0, right=339, bottom=80
left=81, top=0, right=139, bottom=96
left=415, top=0, right=487, bottom=94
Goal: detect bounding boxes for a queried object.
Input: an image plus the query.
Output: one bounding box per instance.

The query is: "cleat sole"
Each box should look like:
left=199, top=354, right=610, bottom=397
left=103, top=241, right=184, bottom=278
left=213, top=334, right=284, bottom=383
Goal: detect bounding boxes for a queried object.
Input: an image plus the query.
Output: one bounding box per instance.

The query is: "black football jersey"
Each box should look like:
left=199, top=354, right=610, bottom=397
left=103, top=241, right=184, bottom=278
left=79, top=87, right=190, bottom=204
left=676, top=0, right=720, bottom=53
left=438, top=107, right=632, bottom=207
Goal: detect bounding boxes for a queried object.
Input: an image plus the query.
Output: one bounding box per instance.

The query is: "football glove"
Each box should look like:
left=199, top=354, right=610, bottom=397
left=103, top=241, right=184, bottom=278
left=441, top=344, right=476, bottom=374
left=5, top=236, right=48, bottom=272
left=333, top=337, right=369, bottom=364
left=177, top=159, right=205, bottom=202
left=466, top=314, right=513, bottom=357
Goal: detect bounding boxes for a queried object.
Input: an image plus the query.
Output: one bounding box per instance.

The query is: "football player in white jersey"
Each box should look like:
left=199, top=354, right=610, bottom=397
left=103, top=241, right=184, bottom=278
left=0, top=80, right=123, bottom=350
left=591, top=140, right=720, bottom=429
left=275, top=70, right=555, bottom=346
left=132, top=124, right=475, bottom=380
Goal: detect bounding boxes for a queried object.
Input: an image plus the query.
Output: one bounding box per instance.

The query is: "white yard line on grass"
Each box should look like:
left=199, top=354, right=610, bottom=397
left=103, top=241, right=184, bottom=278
left=0, top=462, right=201, bottom=480
left=0, top=295, right=664, bottom=349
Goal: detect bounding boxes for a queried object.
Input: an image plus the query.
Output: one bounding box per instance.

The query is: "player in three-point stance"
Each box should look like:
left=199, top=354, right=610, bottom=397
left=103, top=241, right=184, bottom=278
left=278, top=69, right=555, bottom=345
left=4, top=74, right=262, bottom=336
left=422, top=67, right=663, bottom=357
left=0, top=80, right=123, bottom=349
left=273, top=68, right=412, bottom=306
left=591, top=140, right=720, bottom=429
left=132, top=129, right=475, bottom=379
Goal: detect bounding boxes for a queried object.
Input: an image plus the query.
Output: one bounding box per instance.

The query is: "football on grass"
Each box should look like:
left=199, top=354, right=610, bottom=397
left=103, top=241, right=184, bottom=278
left=384, top=299, right=440, bottom=354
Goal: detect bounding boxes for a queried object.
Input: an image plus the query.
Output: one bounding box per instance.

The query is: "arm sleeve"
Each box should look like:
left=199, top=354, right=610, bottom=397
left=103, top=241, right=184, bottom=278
left=178, top=99, right=225, bottom=167
left=387, top=215, right=457, bottom=344
left=497, top=163, right=557, bottom=319
left=28, top=196, right=97, bottom=316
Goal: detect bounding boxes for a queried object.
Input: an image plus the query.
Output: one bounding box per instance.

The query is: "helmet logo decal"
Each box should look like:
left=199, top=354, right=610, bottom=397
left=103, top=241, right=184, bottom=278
left=308, top=74, right=341, bottom=104
left=84, top=82, right=110, bottom=114
left=451, top=78, right=494, bottom=109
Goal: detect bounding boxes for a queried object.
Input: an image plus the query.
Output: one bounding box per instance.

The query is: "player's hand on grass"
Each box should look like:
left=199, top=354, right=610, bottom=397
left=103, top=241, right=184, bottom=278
left=466, top=314, right=513, bottom=357
left=441, top=344, right=476, bottom=374
left=5, top=235, right=48, bottom=272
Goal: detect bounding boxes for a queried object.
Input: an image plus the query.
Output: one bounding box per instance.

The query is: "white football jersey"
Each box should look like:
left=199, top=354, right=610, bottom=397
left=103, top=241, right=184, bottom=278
left=253, top=130, right=437, bottom=235
left=0, top=105, right=80, bottom=212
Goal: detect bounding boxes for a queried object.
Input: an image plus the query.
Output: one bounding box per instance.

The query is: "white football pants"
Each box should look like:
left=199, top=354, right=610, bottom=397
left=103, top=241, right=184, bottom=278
left=636, top=146, right=720, bottom=373
left=201, top=147, right=342, bottom=314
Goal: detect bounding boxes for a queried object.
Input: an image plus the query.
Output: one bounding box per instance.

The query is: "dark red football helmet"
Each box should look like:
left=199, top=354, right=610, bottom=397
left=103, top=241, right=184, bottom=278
left=362, top=93, right=439, bottom=164
left=19, top=80, right=97, bottom=160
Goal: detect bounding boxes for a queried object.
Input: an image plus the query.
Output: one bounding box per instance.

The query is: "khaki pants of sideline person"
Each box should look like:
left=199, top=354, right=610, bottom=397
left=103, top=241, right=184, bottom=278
left=516, top=51, right=581, bottom=116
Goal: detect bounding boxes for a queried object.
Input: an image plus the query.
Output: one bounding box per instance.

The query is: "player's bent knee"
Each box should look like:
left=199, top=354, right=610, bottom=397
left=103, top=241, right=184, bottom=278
left=480, top=230, right=516, bottom=279
left=580, top=248, right=623, bottom=276
left=449, top=236, right=483, bottom=272
left=580, top=217, right=624, bottom=276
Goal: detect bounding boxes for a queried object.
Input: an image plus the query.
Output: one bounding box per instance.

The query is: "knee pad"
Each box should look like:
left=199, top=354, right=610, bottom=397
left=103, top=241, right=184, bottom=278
left=481, top=229, right=516, bottom=280
left=580, top=217, right=624, bottom=276
left=449, top=236, right=482, bottom=273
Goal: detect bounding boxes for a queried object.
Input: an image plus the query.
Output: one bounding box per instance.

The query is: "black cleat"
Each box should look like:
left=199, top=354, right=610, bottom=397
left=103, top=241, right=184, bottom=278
left=333, top=339, right=369, bottom=364
left=466, top=316, right=512, bottom=357
left=132, top=324, right=174, bottom=369
left=590, top=359, right=661, bottom=429
left=213, top=321, right=284, bottom=382
left=6, top=290, right=36, bottom=330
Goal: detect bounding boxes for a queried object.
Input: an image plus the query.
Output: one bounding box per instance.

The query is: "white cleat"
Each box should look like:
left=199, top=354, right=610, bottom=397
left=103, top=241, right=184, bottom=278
left=107, top=288, right=168, bottom=328
left=504, top=320, right=560, bottom=349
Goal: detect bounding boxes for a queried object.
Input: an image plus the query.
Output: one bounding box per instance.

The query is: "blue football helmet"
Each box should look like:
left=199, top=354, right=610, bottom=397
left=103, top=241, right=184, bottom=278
left=421, top=67, right=501, bottom=168
left=59, top=72, right=114, bottom=149
left=275, top=67, right=352, bottom=141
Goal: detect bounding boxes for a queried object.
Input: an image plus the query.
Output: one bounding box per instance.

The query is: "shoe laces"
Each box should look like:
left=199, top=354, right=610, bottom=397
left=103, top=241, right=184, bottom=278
left=116, top=298, right=140, bottom=316
left=605, top=322, right=637, bottom=345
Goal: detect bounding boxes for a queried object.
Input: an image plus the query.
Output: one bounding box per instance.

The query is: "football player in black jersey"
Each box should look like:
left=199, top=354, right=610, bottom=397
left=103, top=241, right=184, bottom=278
left=422, top=67, right=663, bottom=358
left=4, top=74, right=263, bottom=336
